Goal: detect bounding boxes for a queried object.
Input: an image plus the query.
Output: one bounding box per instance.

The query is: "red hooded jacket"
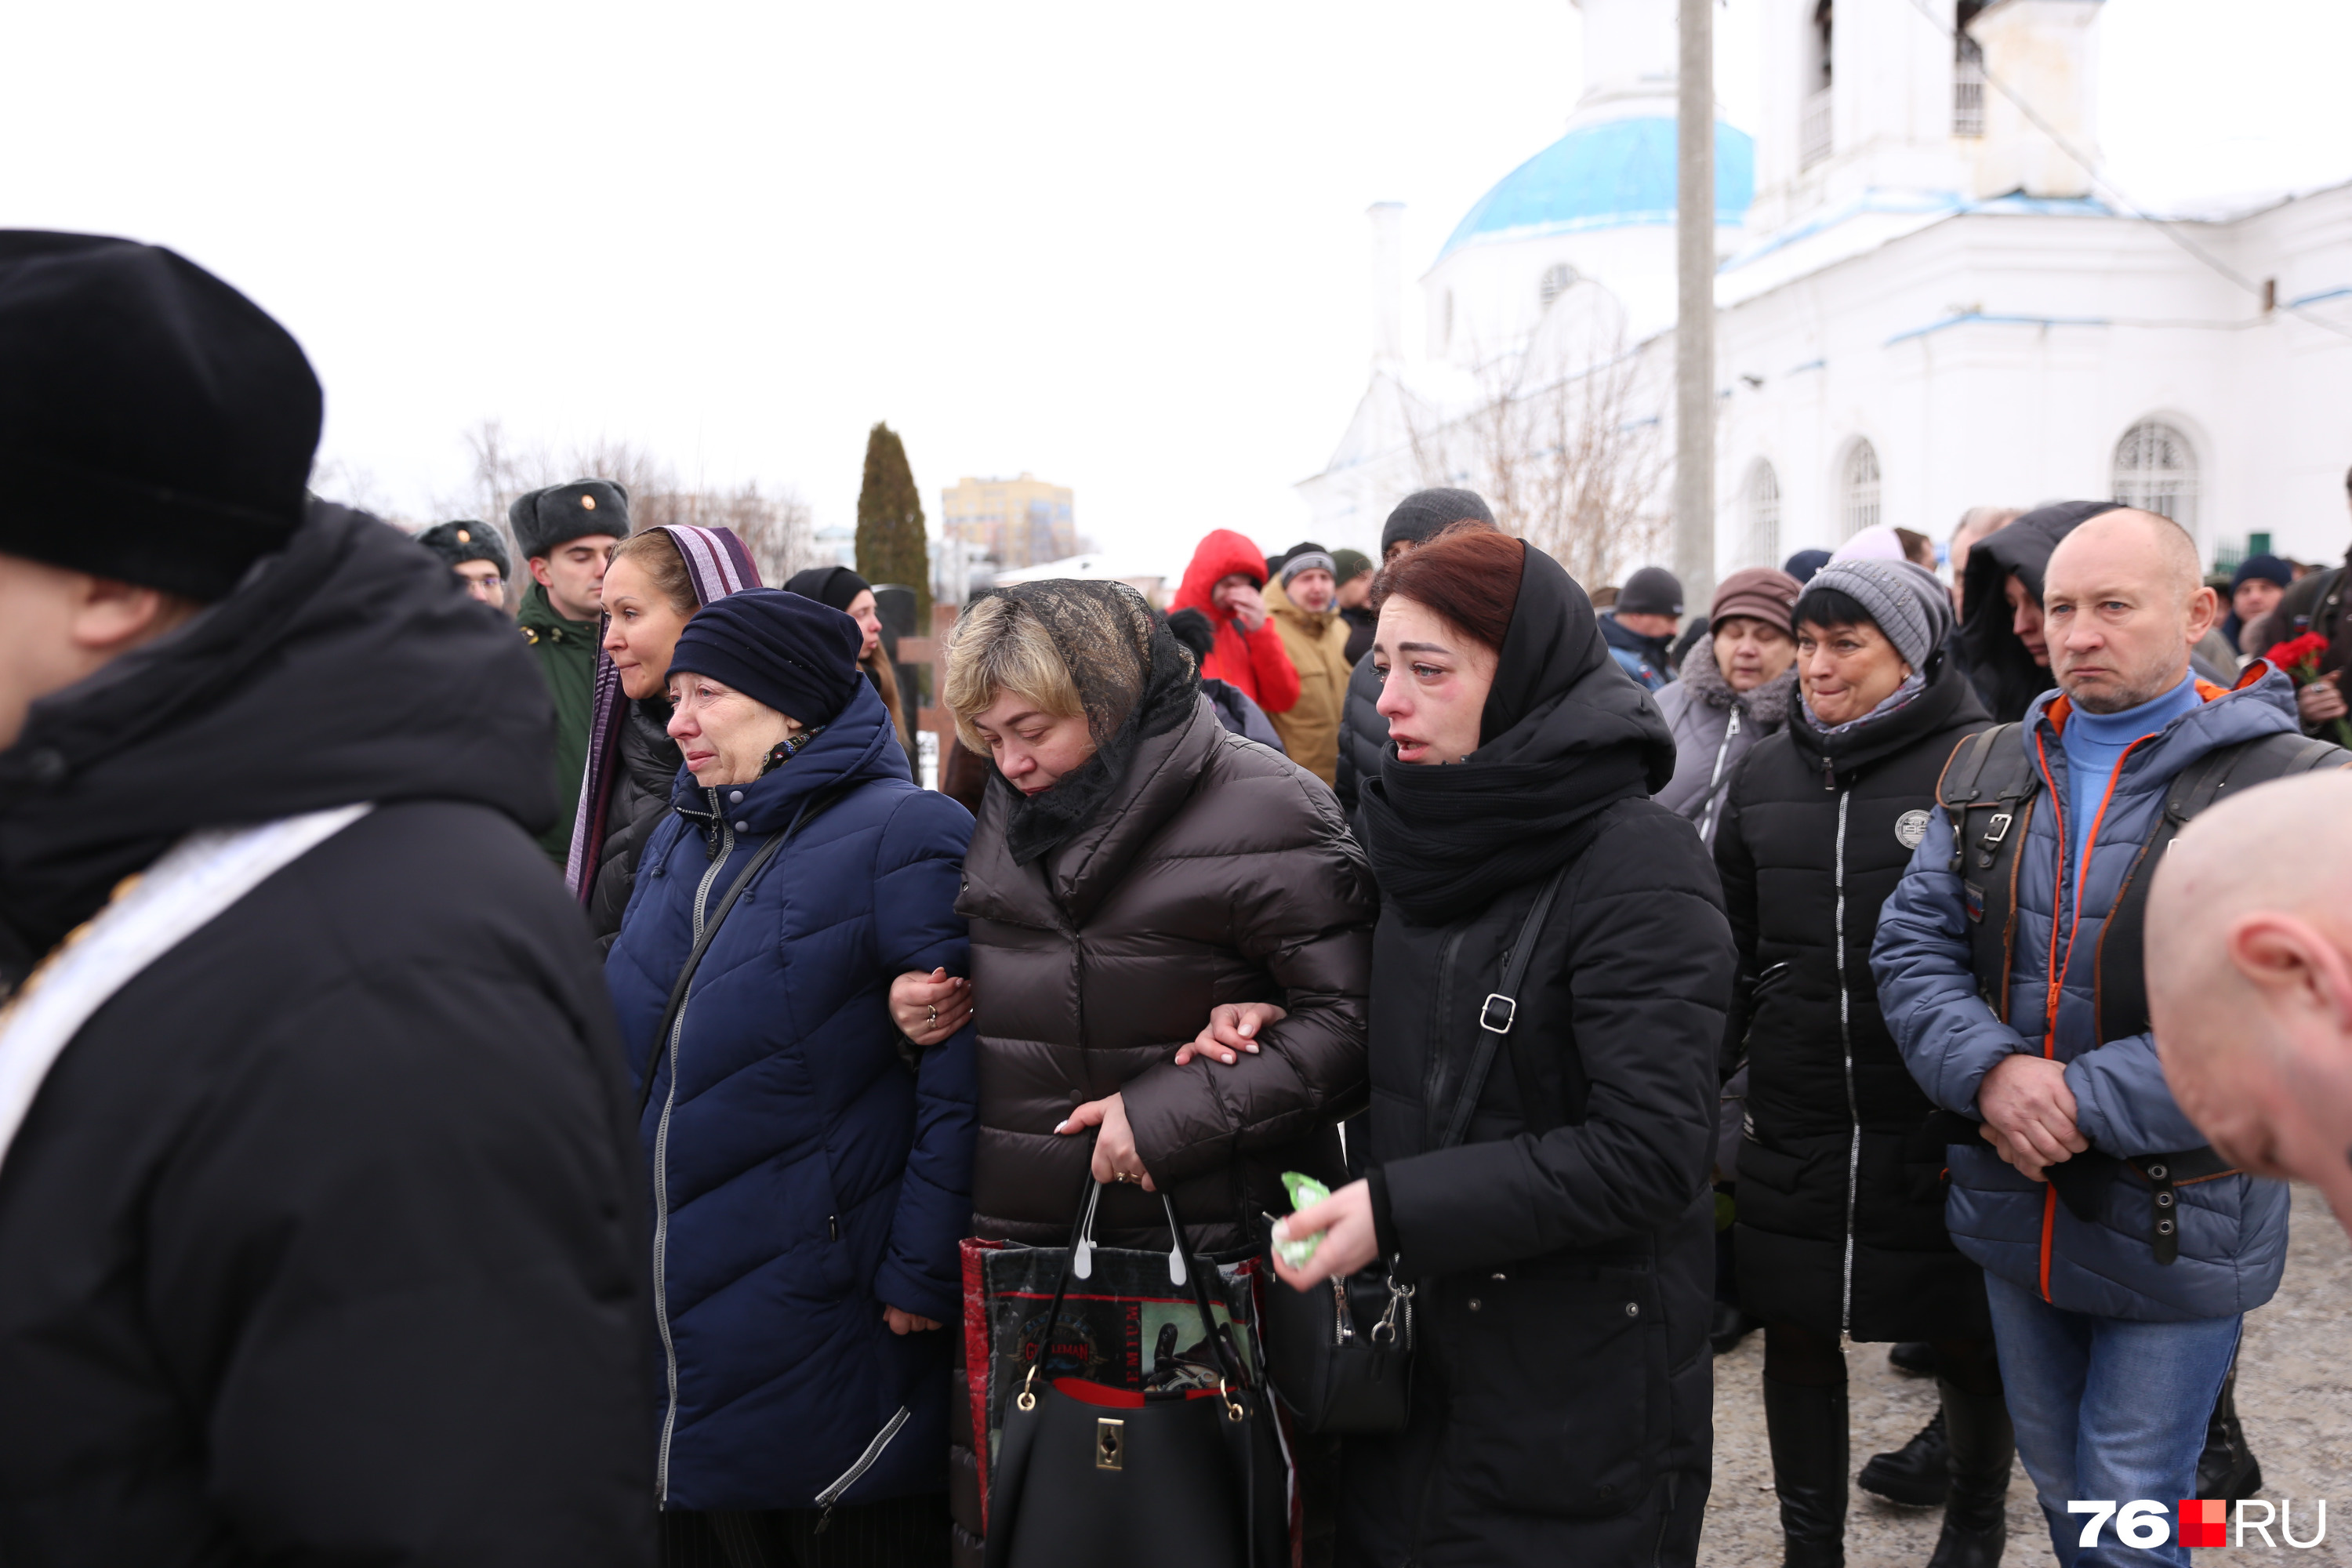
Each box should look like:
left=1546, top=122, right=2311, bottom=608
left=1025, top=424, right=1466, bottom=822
left=1171, top=529, right=1301, bottom=713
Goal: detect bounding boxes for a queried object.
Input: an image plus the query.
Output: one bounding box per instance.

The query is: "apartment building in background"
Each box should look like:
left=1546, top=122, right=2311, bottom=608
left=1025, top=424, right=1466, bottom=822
left=941, top=472, right=1076, bottom=569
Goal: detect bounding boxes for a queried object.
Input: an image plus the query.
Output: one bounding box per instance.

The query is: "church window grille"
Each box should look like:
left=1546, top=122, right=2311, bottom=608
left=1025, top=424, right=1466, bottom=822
left=1954, top=2, right=1987, bottom=136
left=2112, top=420, right=2199, bottom=531
left=1746, top=462, right=1780, bottom=567
left=1540, top=263, right=1579, bottom=310
left=1839, top=441, right=1880, bottom=537
left=1443, top=290, right=1454, bottom=351
left=1802, top=1, right=1835, bottom=169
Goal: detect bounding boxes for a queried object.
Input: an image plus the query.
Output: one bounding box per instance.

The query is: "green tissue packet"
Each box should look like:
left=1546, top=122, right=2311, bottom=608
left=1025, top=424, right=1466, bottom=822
left=1273, top=1171, right=1331, bottom=1269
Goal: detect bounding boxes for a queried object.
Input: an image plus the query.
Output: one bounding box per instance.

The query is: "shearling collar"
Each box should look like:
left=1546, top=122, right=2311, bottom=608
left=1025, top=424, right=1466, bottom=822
left=1681, top=634, right=1795, bottom=728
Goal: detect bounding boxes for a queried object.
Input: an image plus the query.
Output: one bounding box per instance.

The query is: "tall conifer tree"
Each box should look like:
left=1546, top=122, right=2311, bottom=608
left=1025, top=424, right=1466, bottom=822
left=855, top=422, right=930, bottom=627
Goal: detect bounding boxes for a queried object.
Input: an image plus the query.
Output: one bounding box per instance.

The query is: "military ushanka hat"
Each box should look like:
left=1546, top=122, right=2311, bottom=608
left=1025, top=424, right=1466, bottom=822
left=509, top=478, right=629, bottom=561
left=415, top=519, right=509, bottom=575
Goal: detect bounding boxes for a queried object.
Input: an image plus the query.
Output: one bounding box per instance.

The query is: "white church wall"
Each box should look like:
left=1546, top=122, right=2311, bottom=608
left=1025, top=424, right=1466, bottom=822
left=1713, top=189, right=2352, bottom=571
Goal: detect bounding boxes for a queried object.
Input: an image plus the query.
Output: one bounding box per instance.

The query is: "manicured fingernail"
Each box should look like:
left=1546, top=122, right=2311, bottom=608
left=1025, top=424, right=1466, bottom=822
left=1222, top=1053, right=1236, bottom=1064
left=1246, top=1043, right=1259, bottom=1053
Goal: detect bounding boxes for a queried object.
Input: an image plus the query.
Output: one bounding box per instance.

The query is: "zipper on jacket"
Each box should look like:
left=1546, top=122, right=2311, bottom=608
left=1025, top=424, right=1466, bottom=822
left=652, top=818, right=737, bottom=1502
left=813, top=1405, right=913, bottom=1530
left=1700, top=707, right=1741, bottom=842
left=1832, top=789, right=1862, bottom=1333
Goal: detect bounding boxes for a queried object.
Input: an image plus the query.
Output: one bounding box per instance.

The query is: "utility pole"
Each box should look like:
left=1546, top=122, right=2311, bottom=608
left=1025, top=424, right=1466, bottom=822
left=1674, top=0, right=1716, bottom=612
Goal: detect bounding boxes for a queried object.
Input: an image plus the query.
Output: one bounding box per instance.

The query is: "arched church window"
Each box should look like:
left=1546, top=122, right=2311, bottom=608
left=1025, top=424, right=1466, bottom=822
left=1839, top=440, right=1880, bottom=537
left=1746, top=461, right=1780, bottom=567
left=1443, top=290, right=1454, bottom=351
left=1539, top=263, right=1579, bottom=310
left=2112, top=419, right=2199, bottom=531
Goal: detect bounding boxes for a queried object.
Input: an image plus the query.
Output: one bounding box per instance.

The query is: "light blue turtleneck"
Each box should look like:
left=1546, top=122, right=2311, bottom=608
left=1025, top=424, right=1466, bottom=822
left=2058, top=670, right=2204, bottom=891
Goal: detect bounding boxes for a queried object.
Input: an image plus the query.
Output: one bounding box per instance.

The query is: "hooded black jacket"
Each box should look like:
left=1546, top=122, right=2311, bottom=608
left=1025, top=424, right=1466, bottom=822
left=1341, top=545, right=1731, bottom=1568
left=1958, top=499, right=2118, bottom=723
left=0, top=503, right=654, bottom=1566
left=1713, top=657, right=1993, bottom=1342
left=1334, top=647, right=1384, bottom=820
left=586, top=695, right=682, bottom=946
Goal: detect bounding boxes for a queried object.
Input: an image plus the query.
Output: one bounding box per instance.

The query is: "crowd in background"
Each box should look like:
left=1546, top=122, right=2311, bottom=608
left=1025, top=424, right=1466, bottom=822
left=13, top=233, right=2352, bottom=1568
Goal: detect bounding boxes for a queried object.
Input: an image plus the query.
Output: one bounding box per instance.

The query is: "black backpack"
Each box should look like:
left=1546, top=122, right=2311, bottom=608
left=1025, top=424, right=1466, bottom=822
left=1935, top=723, right=2347, bottom=1043
left=1926, top=721, right=2347, bottom=1261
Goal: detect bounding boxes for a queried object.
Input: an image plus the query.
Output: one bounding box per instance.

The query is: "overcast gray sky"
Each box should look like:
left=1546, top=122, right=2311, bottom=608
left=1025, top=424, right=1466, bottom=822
left=5, top=0, right=2346, bottom=577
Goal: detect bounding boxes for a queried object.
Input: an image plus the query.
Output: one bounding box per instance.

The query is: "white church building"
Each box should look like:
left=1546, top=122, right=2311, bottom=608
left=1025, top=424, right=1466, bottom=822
left=1299, top=0, right=2352, bottom=579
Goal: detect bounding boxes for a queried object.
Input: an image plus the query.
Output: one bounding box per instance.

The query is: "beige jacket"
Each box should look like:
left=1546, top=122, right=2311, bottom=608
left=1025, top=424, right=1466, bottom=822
left=1265, top=579, right=1354, bottom=786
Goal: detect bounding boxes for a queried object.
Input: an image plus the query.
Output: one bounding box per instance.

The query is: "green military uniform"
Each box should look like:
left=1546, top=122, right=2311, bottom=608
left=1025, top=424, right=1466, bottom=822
left=518, top=581, right=603, bottom=864
left=509, top=477, right=631, bottom=864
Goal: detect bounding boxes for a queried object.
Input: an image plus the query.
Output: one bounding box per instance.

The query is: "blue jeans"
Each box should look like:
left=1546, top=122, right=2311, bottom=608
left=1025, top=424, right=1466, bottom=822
left=1984, top=1272, right=2241, bottom=1566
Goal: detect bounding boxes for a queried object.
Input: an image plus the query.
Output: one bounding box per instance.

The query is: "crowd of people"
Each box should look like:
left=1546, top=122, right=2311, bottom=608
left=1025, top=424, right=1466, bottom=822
left=6, top=233, right=2352, bottom=1568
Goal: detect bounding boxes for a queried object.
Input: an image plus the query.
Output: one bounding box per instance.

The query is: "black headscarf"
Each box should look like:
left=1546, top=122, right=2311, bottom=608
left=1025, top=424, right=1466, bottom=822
left=1359, top=542, right=1675, bottom=924
left=1958, top=499, right=2121, bottom=723
left=782, top=565, right=872, bottom=615
left=985, top=580, right=1200, bottom=866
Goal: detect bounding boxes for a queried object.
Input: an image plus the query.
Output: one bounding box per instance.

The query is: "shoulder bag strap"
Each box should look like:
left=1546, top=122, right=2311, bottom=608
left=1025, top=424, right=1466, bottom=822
left=1439, top=855, right=1576, bottom=1150
left=635, top=781, right=854, bottom=1114
left=2094, top=731, right=2352, bottom=1041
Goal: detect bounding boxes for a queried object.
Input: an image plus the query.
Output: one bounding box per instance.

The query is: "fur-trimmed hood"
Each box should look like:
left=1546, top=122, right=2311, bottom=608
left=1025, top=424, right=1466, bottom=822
left=1650, top=637, right=1797, bottom=844
left=1676, top=633, right=1796, bottom=726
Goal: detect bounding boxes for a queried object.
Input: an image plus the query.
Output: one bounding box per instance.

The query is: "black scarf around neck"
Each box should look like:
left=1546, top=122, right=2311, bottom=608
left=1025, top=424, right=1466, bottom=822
left=1359, top=543, right=1675, bottom=925
left=988, top=581, right=1200, bottom=866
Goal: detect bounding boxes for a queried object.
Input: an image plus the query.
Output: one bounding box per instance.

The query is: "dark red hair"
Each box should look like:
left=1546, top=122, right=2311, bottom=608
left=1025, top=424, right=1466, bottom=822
left=1369, top=521, right=1523, bottom=654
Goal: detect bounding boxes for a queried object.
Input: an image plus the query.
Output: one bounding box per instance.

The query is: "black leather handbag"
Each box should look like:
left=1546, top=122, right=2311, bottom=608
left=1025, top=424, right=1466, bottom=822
left=984, top=1183, right=1286, bottom=1568
left=1264, top=859, right=1571, bottom=1436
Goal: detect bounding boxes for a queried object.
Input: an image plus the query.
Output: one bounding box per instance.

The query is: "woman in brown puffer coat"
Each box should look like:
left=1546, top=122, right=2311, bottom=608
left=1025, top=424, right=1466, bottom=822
left=930, top=580, right=1374, bottom=1565
left=940, top=579, right=1376, bottom=1251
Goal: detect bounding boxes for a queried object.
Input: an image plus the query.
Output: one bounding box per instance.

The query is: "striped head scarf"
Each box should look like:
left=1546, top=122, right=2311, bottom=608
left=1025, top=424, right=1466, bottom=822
left=564, top=524, right=760, bottom=902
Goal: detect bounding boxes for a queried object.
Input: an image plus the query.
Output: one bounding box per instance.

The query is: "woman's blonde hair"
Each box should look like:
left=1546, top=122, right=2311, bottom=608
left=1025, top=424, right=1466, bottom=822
left=607, top=528, right=696, bottom=615
left=941, top=594, right=1084, bottom=753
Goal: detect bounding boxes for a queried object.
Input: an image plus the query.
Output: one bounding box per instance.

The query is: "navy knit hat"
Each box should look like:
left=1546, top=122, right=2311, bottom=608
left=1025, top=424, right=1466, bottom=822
left=1617, top=565, right=1685, bottom=617
left=667, top=588, right=862, bottom=726
left=2231, top=553, right=2295, bottom=592
left=1381, top=488, right=1495, bottom=556
left=1784, top=548, right=1833, bottom=585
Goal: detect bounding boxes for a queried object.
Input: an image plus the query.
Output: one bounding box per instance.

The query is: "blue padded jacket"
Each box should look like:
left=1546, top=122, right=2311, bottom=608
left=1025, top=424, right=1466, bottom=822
left=607, top=679, right=976, bottom=1511
left=1871, top=669, right=2296, bottom=1321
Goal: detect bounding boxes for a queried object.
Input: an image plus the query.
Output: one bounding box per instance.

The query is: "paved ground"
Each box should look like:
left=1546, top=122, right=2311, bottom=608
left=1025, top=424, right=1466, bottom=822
left=1697, top=1183, right=2352, bottom=1565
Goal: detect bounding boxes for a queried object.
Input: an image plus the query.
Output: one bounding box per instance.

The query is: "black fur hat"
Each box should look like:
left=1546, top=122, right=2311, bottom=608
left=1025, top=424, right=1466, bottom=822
left=508, top=478, right=629, bottom=561
left=415, top=520, right=509, bottom=575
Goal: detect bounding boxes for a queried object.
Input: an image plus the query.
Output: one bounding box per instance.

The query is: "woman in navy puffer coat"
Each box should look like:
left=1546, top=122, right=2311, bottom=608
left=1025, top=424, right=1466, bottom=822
left=608, top=588, right=977, bottom=1562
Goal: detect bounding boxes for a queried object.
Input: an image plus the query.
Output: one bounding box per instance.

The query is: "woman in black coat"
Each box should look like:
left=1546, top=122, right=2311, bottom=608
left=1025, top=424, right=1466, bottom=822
left=1713, top=558, right=2008, bottom=1568
left=1271, top=524, right=1733, bottom=1567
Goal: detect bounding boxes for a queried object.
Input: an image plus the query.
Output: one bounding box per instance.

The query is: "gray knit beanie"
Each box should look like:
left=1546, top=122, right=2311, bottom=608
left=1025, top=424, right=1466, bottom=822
left=1797, top=559, right=1953, bottom=672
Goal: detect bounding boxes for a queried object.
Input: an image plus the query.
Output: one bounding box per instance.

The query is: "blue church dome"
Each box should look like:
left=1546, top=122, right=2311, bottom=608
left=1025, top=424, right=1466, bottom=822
left=1439, top=116, right=1756, bottom=258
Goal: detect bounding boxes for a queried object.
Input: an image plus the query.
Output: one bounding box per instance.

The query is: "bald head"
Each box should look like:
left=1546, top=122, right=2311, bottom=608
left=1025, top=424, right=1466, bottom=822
left=2151, top=769, right=2352, bottom=1236
left=2041, top=509, right=2218, bottom=712
left=2052, top=508, right=2204, bottom=601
